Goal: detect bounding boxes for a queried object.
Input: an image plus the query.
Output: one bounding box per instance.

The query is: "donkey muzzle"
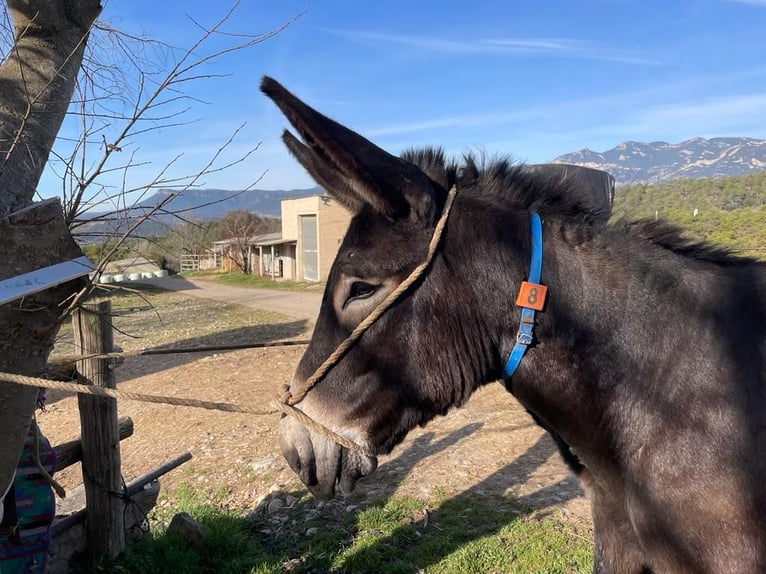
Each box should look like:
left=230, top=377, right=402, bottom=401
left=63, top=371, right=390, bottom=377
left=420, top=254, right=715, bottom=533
left=279, top=415, right=377, bottom=499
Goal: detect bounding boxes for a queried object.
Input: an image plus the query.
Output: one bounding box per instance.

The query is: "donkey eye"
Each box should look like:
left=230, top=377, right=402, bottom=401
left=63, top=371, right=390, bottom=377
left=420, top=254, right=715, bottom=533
left=348, top=281, right=377, bottom=301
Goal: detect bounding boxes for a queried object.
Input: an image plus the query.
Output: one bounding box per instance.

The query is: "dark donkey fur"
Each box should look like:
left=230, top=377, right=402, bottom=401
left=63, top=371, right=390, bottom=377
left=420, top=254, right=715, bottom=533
left=262, top=77, right=766, bottom=573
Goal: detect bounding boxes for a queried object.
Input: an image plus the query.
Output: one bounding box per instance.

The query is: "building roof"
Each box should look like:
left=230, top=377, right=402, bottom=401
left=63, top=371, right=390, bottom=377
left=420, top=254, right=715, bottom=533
left=280, top=192, right=329, bottom=203
left=251, top=232, right=286, bottom=246
left=213, top=232, right=295, bottom=249
left=256, top=236, right=295, bottom=247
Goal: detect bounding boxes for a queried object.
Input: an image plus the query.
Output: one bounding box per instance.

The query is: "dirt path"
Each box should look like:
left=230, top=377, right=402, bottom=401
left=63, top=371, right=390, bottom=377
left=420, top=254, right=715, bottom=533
left=139, top=276, right=323, bottom=323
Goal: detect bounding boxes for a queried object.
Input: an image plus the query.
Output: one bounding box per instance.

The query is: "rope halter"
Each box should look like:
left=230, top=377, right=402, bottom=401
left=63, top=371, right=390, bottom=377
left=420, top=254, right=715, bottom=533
left=275, top=186, right=458, bottom=457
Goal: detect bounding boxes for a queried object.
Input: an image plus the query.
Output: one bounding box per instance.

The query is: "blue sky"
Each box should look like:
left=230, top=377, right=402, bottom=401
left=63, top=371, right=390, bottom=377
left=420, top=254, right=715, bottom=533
left=42, top=0, right=766, bottom=195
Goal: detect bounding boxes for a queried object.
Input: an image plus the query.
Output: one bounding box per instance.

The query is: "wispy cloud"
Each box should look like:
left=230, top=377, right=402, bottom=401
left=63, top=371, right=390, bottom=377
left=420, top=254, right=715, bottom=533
left=365, top=85, right=660, bottom=139
left=518, top=93, right=766, bottom=154
left=629, top=93, right=766, bottom=136
left=727, top=0, right=766, bottom=5
left=328, top=30, right=660, bottom=66
left=367, top=110, right=537, bottom=137
left=365, top=84, right=766, bottom=158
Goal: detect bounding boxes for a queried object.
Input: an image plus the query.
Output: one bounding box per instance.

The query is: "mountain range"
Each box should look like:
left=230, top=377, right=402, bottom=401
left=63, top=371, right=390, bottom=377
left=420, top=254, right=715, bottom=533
left=553, top=137, right=766, bottom=185
left=75, top=186, right=322, bottom=240
left=78, top=136, right=766, bottom=240
left=127, top=186, right=322, bottom=219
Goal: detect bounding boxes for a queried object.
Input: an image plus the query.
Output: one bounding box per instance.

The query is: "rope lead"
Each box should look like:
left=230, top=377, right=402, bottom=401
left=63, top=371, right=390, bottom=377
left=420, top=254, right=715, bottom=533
left=0, top=187, right=458, bottom=460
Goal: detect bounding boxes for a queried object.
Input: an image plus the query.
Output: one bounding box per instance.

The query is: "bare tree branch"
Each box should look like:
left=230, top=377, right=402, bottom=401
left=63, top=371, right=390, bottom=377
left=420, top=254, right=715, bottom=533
left=48, top=4, right=301, bottom=271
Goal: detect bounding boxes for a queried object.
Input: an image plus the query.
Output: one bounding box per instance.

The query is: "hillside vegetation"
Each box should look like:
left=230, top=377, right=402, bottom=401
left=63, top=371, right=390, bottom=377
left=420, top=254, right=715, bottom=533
left=612, top=170, right=766, bottom=258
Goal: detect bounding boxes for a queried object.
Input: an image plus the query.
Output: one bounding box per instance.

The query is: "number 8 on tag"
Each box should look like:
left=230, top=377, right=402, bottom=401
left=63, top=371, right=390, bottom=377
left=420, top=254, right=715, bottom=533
left=515, top=281, right=547, bottom=311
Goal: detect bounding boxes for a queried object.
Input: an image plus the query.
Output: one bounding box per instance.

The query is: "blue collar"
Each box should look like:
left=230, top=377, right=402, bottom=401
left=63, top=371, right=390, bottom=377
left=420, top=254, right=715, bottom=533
left=503, top=212, right=546, bottom=379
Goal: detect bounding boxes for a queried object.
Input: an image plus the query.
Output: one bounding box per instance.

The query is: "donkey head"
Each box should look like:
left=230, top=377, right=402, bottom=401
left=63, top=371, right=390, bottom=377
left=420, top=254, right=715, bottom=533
left=262, top=78, right=502, bottom=499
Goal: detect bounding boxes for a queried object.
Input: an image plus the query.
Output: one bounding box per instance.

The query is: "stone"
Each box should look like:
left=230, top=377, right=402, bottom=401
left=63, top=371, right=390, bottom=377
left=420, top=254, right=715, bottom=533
left=267, top=498, right=285, bottom=514
left=167, top=512, right=210, bottom=547
left=250, top=457, right=278, bottom=472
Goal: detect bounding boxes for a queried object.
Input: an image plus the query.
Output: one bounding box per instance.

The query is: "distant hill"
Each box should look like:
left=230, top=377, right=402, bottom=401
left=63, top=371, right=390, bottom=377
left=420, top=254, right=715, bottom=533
left=75, top=186, right=323, bottom=241
left=554, top=137, right=766, bottom=185
left=75, top=137, right=766, bottom=249
left=123, top=186, right=323, bottom=219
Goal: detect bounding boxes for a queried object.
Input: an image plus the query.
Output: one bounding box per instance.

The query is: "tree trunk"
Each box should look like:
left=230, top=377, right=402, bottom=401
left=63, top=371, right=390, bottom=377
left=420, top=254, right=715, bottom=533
left=0, top=200, right=85, bottom=505
left=0, top=0, right=102, bottom=215
left=0, top=0, right=101, bottom=500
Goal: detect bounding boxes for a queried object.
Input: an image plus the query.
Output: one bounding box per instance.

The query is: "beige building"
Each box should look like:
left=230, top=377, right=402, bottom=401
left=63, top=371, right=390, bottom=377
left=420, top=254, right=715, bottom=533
left=279, top=195, right=350, bottom=282
left=208, top=194, right=351, bottom=282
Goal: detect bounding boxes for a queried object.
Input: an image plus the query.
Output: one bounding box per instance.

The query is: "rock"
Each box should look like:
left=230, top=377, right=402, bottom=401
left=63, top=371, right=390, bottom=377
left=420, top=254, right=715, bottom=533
left=305, top=527, right=319, bottom=536
left=267, top=498, right=285, bottom=514
left=283, top=558, right=303, bottom=571
left=285, top=495, right=298, bottom=507
left=250, top=457, right=278, bottom=472
left=345, top=504, right=359, bottom=513
left=253, top=494, right=269, bottom=513
left=167, top=512, right=210, bottom=546
left=48, top=481, right=161, bottom=574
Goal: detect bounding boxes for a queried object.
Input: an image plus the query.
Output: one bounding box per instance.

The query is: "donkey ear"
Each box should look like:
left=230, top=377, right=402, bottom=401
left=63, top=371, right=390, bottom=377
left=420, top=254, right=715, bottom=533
left=261, top=77, right=443, bottom=222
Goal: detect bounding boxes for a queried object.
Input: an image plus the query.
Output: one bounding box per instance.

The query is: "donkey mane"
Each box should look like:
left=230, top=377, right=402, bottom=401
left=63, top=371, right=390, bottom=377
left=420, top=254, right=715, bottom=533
left=401, top=146, right=610, bottom=224
left=401, top=146, right=754, bottom=267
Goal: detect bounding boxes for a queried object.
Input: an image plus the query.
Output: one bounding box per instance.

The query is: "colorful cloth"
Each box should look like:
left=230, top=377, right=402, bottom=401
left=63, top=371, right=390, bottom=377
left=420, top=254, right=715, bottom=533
left=0, top=424, right=56, bottom=573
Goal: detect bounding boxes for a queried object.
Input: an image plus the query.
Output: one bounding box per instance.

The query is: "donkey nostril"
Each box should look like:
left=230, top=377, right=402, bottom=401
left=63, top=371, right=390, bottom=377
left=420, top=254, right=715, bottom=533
left=279, top=420, right=319, bottom=488
left=282, top=443, right=301, bottom=474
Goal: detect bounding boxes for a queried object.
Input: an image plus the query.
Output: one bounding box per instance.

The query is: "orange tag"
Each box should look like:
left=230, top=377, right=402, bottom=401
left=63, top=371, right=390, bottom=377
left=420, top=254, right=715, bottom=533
left=515, top=281, right=547, bottom=311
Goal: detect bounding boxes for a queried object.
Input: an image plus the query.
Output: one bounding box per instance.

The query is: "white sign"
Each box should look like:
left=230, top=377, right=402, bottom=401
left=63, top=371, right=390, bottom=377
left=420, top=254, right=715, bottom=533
left=0, top=256, right=94, bottom=306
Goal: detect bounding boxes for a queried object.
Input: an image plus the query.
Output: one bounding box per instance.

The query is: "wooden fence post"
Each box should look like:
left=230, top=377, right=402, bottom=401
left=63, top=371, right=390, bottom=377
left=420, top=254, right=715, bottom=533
left=72, top=299, right=125, bottom=560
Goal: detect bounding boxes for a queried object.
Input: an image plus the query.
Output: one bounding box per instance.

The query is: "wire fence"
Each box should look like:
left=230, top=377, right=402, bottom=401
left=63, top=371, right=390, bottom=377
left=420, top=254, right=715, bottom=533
left=51, top=338, right=310, bottom=362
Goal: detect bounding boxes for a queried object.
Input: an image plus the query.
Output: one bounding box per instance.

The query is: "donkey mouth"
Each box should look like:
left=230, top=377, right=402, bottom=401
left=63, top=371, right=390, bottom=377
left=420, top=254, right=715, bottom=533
left=279, top=415, right=378, bottom=500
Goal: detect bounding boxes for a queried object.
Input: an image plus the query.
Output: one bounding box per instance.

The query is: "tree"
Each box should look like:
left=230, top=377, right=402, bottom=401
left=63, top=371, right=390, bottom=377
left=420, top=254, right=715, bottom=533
left=218, top=210, right=276, bottom=273
left=0, top=0, right=296, bottom=532
left=0, top=0, right=103, bottom=517
left=151, top=220, right=222, bottom=273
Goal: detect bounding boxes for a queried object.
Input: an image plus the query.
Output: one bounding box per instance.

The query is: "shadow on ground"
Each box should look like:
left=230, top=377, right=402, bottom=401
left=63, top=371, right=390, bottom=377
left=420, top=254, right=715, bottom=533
left=116, top=320, right=309, bottom=380
left=48, top=310, right=308, bottom=405
left=107, top=422, right=590, bottom=573
left=131, top=276, right=202, bottom=293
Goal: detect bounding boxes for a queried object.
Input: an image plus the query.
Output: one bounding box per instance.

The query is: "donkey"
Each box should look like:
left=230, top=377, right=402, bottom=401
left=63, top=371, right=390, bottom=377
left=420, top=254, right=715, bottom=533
left=261, top=77, right=766, bottom=573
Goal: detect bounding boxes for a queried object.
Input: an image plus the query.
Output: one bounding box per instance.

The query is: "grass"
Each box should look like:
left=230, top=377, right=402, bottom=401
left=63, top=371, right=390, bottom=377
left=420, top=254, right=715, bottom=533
left=103, top=486, right=593, bottom=574
left=180, top=271, right=324, bottom=292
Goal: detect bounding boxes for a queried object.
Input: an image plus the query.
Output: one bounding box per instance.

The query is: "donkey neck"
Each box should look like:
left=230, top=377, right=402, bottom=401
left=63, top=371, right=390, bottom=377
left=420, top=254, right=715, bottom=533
left=499, top=217, right=762, bottom=473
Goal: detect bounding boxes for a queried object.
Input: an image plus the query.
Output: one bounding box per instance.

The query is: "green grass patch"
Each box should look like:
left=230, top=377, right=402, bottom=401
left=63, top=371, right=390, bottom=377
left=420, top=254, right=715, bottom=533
left=180, top=271, right=323, bottom=292
left=104, top=486, right=592, bottom=573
